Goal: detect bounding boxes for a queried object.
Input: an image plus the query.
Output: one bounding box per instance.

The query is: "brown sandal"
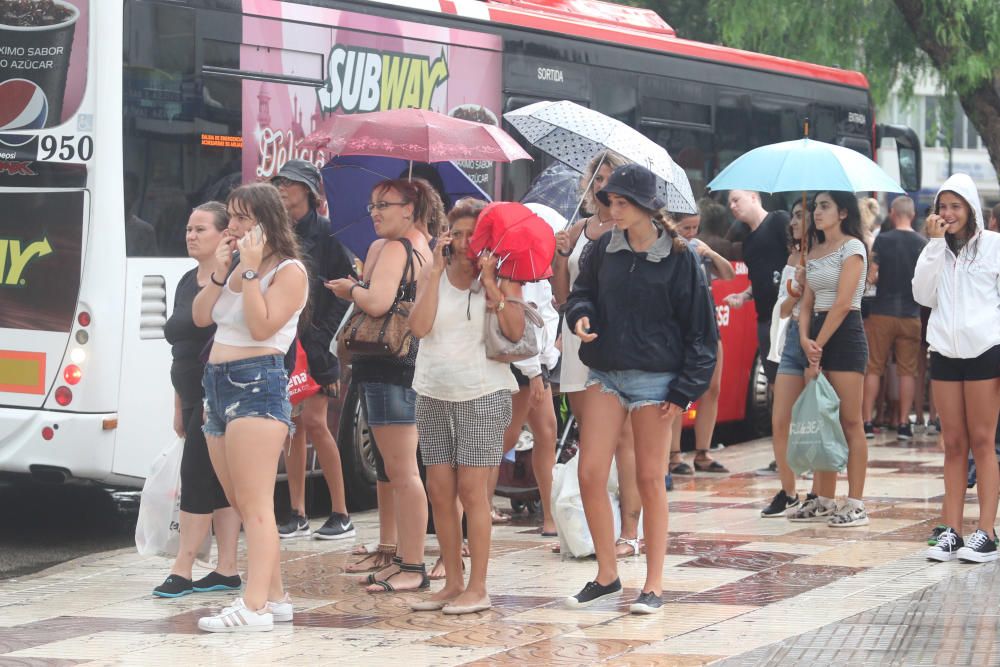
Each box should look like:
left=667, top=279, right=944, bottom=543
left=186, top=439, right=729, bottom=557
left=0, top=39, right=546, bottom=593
left=346, top=543, right=397, bottom=574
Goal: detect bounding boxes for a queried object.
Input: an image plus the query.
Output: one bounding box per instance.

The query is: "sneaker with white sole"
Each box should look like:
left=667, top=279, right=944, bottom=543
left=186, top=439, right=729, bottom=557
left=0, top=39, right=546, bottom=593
left=267, top=595, right=294, bottom=622
left=629, top=591, right=663, bottom=615
left=565, top=578, right=622, bottom=608
left=198, top=598, right=273, bottom=632
left=278, top=511, right=311, bottom=539
left=760, top=489, right=799, bottom=518
left=786, top=494, right=836, bottom=522
left=827, top=500, right=870, bottom=527
left=926, top=527, right=963, bottom=561
left=957, top=529, right=998, bottom=563
left=314, top=512, right=356, bottom=540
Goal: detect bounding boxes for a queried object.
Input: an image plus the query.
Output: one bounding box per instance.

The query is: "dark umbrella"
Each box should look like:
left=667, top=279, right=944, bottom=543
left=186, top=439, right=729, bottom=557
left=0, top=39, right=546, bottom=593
left=520, top=162, right=582, bottom=223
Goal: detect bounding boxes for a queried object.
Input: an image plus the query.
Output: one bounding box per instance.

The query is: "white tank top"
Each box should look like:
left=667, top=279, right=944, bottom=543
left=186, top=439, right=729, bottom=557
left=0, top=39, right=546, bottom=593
left=212, top=259, right=307, bottom=353
left=412, top=271, right=517, bottom=402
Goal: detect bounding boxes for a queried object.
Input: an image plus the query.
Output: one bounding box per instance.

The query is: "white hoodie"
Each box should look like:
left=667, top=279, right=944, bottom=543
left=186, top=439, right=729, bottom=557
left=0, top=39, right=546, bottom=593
left=912, top=173, right=1000, bottom=359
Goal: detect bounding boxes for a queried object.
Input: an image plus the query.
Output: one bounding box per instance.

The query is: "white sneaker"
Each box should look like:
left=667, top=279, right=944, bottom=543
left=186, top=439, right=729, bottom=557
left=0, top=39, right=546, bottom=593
left=827, top=500, right=870, bottom=527
left=787, top=496, right=835, bottom=522
left=267, top=595, right=294, bottom=622
left=198, top=598, right=274, bottom=632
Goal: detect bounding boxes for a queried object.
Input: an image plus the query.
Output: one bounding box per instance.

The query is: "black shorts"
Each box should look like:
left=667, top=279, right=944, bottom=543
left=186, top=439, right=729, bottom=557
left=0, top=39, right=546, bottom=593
left=930, top=345, right=1000, bottom=382
left=810, top=310, right=868, bottom=374
left=510, top=364, right=551, bottom=388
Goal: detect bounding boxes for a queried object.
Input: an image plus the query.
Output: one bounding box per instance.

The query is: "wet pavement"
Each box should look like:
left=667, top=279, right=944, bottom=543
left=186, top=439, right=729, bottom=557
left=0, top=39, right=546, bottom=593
left=0, top=428, right=991, bottom=665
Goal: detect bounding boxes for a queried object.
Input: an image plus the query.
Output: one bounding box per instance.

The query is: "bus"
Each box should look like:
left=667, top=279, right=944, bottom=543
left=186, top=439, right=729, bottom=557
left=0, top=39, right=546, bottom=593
left=0, top=0, right=920, bottom=506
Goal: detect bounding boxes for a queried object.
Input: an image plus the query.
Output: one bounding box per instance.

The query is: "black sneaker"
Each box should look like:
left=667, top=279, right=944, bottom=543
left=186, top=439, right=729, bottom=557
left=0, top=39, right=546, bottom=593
left=314, top=512, right=356, bottom=540
left=153, top=575, right=193, bottom=598
left=192, top=571, right=242, bottom=592
left=897, top=423, right=913, bottom=440
left=278, top=511, right=311, bottom=539
left=761, top=489, right=799, bottom=518
left=926, top=527, right=963, bottom=561
left=927, top=524, right=948, bottom=546
left=864, top=422, right=875, bottom=439
left=565, top=578, right=622, bottom=608
left=629, top=591, right=663, bottom=615
left=957, top=529, right=999, bottom=563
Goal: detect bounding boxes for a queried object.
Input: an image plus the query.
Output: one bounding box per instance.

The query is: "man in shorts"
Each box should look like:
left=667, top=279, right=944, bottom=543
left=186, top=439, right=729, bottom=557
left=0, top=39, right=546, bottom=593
left=861, top=196, right=927, bottom=440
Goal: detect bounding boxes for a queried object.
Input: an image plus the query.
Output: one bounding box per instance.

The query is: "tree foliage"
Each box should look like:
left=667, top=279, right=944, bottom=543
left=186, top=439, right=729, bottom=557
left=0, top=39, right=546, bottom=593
left=636, top=0, right=1000, bottom=184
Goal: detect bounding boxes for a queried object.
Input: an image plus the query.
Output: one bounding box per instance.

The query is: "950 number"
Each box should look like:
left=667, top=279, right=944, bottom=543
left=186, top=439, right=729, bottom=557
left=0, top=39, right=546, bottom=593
left=39, top=134, right=94, bottom=162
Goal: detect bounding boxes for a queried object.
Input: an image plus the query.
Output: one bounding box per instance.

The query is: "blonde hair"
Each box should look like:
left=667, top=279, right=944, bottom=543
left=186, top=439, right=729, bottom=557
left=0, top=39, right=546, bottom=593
left=580, top=151, right=628, bottom=214
left=859, top=196, right=881, bottom=232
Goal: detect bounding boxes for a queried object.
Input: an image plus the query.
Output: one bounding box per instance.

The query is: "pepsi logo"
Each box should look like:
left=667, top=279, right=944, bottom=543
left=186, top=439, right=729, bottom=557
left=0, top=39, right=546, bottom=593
left=0, top=79, right=49, bottom=139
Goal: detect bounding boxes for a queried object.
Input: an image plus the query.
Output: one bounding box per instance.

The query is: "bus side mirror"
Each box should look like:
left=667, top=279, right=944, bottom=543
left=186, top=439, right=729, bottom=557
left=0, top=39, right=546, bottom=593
left=877, top=124, right=922, bottom=192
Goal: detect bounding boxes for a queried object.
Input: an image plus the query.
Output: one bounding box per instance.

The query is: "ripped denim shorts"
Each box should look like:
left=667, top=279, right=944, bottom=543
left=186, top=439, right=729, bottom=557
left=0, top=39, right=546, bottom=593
left=202, top=354, right=294, bottom=438
left=586, top=368, right=679, bottom=411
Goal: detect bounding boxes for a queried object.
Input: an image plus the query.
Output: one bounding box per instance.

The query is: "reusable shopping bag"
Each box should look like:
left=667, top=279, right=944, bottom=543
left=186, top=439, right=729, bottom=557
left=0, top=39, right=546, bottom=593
left=787, top=375, right=849, bottom=475
left=135, top=437, right=211, bottom=561
left=552, top=454, right=622, bottom=558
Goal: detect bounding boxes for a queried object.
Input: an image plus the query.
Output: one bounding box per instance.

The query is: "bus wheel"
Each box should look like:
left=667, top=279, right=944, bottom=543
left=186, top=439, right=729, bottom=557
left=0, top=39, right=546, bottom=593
left=743, top=354, right=772, bottom=439
left=337, top=382, right=378, bottom=511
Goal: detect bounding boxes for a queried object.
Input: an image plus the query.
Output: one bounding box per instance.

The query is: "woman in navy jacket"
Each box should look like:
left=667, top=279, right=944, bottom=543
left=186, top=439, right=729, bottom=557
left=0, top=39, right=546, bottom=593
left=564, top=164, right=718, bottom=614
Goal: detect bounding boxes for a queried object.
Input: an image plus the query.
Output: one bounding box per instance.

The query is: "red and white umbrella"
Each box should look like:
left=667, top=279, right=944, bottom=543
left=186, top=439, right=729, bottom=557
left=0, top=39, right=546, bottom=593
left=303, top=108, right=531, bottom=164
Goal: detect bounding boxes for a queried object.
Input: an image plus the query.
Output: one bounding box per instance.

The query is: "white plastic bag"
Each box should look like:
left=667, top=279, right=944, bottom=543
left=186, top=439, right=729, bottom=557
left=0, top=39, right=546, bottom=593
left=135, top=437, right=211, bottom=561
left=552, top=454, right=621, bottom=558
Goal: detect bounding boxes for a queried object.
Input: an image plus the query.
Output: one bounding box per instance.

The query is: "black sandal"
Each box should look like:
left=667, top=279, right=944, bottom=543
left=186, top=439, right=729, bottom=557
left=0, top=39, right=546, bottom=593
left=368, top=561, right=430, bottom=593
left=361, top=555, right=402, bottom=585
left=693, top=458, right=729, bottom=473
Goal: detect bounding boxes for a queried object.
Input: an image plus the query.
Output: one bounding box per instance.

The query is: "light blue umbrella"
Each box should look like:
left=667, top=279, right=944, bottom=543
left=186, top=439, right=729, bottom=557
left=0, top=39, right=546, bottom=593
left=707, top=138, right=905, bottom=194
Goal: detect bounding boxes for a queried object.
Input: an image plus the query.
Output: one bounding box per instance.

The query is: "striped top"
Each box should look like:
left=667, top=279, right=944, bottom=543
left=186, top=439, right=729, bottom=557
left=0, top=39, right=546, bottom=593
left=806, top=238, right=867, bottom=311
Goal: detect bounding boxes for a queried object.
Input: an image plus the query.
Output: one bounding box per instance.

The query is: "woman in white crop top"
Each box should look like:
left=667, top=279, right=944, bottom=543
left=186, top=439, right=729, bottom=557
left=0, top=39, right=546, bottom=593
left=191, top=182, right=308, bottom=633
left=407, top=199, right=523, bottom=615
left=798, top=191, right=870, bottom=530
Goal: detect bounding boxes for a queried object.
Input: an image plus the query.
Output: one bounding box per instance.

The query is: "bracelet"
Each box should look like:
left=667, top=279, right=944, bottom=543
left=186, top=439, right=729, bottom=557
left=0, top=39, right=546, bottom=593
left=349, top=283, right=360, bottom=299
left=557, top=249, right=573, bottom=257
left=210, top=272, right=226, bottom=287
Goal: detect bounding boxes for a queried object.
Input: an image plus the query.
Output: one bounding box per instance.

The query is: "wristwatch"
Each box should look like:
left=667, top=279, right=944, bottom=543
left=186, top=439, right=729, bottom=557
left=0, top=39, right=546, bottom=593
left=242, top=269, right=259, bottom=281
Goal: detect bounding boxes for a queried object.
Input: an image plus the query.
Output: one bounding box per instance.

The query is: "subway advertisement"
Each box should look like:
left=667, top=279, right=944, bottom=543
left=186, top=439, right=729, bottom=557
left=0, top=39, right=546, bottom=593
left=241, top=1, right=503, bottom=195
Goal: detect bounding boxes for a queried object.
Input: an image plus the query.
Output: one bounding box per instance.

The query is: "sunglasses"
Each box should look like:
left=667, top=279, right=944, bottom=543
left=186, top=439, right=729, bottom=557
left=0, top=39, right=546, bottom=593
left=366, top=201, right=408, bottom=213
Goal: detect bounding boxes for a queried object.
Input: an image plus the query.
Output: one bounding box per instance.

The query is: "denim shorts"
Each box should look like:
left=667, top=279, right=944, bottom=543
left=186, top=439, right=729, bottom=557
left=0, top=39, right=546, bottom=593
left=777, top=320, right=809, bottom=377
left=586, top=368, right=679, bottom=411
left=202, top=354, right=293, bottom=438
left=362, top=382, right=416, bottom=426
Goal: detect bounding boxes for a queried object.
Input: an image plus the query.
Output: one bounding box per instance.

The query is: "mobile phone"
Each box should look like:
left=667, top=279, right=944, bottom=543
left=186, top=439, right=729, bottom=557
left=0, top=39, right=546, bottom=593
left=442, top=245, right=452, bottom=258
left=253, top=224, right=264, bottom=243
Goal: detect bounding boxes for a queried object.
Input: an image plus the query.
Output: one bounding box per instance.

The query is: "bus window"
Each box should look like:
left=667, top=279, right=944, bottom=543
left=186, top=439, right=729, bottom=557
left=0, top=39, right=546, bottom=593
left=640, top=124, right=713, bottom=199
left=592, top=69, right=637, bottom=127
left=123, top=2, right=242, bottom=258
left=715, top=90, right=751, bottom=173
left=751, top=96, right=804, bottom=147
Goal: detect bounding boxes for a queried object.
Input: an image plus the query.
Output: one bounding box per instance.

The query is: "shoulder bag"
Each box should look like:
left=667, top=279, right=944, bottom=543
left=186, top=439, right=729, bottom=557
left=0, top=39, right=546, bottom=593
left=337, top=238, right=418, bottom=358
left=484, top=296, right=545, bottom=363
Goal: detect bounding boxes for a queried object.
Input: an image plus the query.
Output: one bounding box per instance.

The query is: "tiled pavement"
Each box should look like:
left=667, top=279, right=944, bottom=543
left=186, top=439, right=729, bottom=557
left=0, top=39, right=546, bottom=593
left=0, top=429, right=991, bottom=665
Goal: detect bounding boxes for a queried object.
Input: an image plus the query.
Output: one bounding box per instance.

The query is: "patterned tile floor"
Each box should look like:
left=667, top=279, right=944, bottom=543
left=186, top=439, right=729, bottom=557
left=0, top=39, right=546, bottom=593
left=0, top=429, right=988, bottom=666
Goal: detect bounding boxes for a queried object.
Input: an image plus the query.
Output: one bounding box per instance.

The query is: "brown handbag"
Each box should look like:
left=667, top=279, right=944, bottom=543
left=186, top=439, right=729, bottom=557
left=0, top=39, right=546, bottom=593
left=338, top=238, right=418, bottom=358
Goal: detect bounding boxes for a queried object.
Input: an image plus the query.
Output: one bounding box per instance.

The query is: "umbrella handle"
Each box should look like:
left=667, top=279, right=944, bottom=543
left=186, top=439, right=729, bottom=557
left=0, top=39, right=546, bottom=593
left=566, top=153, right=607, bottom=230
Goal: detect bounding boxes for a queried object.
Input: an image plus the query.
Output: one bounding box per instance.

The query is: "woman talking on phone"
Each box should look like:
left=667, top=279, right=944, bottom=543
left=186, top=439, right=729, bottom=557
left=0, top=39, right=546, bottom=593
left=564, top=164, right=717, bottom=614
left=192, top=182, right=309, bottom=632
left=915, top=173, right=1000, bottom=563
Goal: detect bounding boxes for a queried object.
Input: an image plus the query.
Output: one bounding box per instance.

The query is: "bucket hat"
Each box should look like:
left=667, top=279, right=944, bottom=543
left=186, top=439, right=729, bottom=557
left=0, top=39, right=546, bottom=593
left=596, top=163, right=665, bottom=211
left=273, top=159, right=323, bottom=198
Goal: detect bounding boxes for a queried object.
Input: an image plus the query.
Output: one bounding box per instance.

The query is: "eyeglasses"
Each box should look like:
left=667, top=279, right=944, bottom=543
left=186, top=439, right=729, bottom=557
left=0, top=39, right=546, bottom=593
left=367, top=201, right=408, bottom=213
left=272, top=177, right=296, bottom=188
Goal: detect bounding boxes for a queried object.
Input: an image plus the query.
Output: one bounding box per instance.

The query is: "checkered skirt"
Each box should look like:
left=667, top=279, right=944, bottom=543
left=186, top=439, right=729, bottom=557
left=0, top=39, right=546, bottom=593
left=415, top=391, right=513, bottom=467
